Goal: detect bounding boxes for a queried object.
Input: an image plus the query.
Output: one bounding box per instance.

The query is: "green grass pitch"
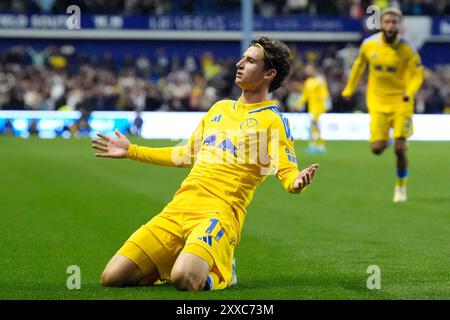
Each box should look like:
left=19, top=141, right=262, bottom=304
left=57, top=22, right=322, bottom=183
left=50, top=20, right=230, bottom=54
left=1, top=136, right=449, bottom=299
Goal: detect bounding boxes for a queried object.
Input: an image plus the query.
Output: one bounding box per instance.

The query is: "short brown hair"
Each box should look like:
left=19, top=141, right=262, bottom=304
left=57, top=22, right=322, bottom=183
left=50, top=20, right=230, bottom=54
left=250, top=36, right=293, bottom=93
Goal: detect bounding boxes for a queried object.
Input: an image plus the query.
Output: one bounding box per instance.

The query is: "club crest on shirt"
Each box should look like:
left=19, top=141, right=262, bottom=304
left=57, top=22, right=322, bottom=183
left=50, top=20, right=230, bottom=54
left=240, top=118, right=259, bottom=132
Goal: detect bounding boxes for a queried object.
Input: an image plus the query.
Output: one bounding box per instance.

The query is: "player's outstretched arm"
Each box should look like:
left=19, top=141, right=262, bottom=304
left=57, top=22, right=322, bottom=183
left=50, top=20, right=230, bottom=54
left=92, top=119, right=204, bottom=167
left=91, top=129, right=130, bottom=159
left=342, top=43, right=367, bottom=100
left=293, top=163, right=320, bottom=192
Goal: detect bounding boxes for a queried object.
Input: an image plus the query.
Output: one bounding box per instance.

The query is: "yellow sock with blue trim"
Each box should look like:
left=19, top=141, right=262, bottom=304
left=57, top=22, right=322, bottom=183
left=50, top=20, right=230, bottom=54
left=204, top=272, right=228, bottom=291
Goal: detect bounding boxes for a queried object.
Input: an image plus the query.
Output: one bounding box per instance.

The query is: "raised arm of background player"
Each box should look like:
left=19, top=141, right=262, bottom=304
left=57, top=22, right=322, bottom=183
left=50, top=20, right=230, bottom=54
left=341, top=42, right=368, bottom=100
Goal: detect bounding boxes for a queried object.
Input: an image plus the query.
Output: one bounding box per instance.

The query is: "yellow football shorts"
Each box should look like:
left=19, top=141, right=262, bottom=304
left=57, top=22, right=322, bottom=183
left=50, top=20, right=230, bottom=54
left=369, top=109, right=413, bottom=143
left=117, top=209, right=237, bottom=287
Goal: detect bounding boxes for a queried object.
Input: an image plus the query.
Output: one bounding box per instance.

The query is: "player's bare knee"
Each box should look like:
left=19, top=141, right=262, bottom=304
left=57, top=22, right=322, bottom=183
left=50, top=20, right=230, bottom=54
left=171, top=271, right=194, bottom=291
left=171, top=269, right=205, bottom=291
left=101, top=269, right=120, bottom=287
left=371, top=146, right=384, bottom=155
left=371, top=141, right=387, bottom=155
left=101, top=268, right=131, bottom=287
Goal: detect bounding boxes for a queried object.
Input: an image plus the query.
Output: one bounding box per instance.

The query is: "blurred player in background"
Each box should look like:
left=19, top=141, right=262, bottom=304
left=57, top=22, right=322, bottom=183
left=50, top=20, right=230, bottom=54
left=342, top=7, right=423, bottom=202
left=129, top=110, right=144, bottom=137
left=91, top=37, right=320, bottom=291
left=294, top=64, right=330, bottom=154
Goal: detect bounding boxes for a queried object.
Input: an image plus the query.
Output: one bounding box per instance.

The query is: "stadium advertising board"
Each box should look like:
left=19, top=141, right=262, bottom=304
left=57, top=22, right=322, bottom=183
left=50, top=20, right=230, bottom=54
left=1, top=111, right=449, bottom=141
left=0, top=14, right=361, bottom=32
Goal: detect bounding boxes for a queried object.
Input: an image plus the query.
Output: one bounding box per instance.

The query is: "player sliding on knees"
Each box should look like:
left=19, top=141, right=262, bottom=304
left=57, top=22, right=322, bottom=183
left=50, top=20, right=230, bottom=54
left=91, top=36, right=320, bottom=291
left=342, top=7, right=423, bottom=202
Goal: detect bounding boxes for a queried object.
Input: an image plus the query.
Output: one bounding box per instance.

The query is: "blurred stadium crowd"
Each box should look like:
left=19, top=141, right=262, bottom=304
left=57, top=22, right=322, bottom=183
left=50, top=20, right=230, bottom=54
left=1, top=44, right=449, bottom=114
left=1, top=0, right=449, bottom=114
left=2, top=0, right=450, bottom=16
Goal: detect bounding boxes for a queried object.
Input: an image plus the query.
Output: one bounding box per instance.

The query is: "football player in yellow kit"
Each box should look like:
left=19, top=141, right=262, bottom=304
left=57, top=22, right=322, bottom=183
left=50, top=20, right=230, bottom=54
left=294, top=64, right=330, bottom=154
left=342, top=8, right=423, bottom=202
left=92, top=37, right=320, bottom=291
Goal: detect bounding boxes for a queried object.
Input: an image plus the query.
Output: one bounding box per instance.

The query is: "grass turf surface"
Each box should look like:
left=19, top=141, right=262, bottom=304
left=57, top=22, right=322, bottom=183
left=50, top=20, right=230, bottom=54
left=0, top=136, right=449, bottom=299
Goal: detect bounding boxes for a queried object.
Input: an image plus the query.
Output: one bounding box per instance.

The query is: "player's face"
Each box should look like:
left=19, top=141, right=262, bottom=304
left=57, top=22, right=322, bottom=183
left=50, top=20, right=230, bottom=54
left=304, top=65, right=315, bottom=77
left=235, top=45, right=271, bottom=91
left=381, top=13, right=400, bottom=43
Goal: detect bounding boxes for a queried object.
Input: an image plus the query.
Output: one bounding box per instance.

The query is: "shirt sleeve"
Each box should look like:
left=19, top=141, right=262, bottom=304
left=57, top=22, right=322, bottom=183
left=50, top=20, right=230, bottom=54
left=321, top=78, right=330, bottom=99
left=126, top=117, right=204, bottom=167
left=405, top=50, right=424, bottom=98
left=342, top=41, right=368, bottom=98
left=295, top=81, right=309, bottom=109
left=268, top=115, right=302, bottom=194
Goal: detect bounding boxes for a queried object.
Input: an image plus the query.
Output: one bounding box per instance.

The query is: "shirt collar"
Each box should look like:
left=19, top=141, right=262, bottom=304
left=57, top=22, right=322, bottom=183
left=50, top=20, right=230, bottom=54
left=233, top=98, right=278, bottom=111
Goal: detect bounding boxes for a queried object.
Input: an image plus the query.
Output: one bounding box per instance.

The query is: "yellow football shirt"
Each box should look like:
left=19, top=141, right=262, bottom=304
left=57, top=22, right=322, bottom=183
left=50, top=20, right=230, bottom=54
left=296, top=76, right=329, bottom=115
left=126, top=99, right=302, bottom=244
left=342, top=32, right=423, bottom=113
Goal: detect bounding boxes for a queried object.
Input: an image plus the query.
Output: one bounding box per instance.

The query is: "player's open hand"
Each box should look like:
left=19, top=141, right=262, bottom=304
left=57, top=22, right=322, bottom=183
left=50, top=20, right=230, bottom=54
left=91, top=129, right=130, bottom=159
left=294, top=163, right=320, bottom=191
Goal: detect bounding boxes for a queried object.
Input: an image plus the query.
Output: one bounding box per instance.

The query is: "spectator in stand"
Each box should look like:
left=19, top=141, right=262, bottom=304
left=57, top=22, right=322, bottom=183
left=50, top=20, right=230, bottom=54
left=3, top=0, right=450, bottom=16
left=0, top=43, right=449, bottom=114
